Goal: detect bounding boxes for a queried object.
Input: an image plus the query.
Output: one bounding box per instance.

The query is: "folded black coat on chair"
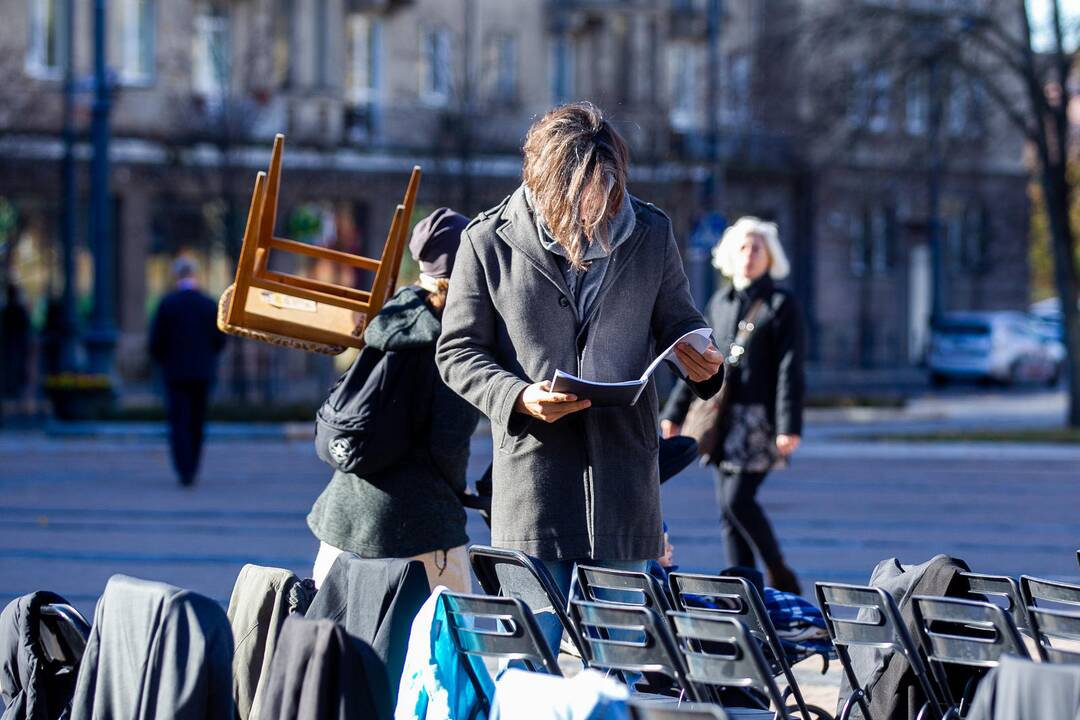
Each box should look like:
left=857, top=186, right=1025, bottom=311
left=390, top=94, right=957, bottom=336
left=257, top=616, right=385, bottom=720
left=837, top=554, right=977, bottom=720
left=0, top=591, right=79, bottom=720
left=70, top=575, right=234, bottom=720
left=305, top=556, right=430, bottom=719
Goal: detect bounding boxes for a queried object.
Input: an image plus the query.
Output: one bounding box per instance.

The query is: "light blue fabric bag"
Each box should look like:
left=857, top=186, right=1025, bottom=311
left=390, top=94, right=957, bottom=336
left=395, top=587, right=494, bottom=720
left=490, top=669, right=631, bottom=720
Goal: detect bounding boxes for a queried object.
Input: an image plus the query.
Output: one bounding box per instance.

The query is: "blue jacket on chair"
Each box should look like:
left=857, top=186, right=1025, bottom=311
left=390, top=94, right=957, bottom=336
left=395, top=587, right=493, bottom=720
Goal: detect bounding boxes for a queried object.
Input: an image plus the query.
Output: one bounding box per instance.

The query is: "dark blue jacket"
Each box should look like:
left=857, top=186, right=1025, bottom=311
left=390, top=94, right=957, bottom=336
left=149, top=288, right=226, bottom=383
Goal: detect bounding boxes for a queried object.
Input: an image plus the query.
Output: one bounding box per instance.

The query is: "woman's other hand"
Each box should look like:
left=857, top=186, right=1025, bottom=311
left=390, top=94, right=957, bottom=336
left=660, top=419, right=681, bottom=439
left=776, top=434, right=801, bottom=456
left=675, top=342, right=724, bottom=382
left=514, top=381, right=592, bottom=423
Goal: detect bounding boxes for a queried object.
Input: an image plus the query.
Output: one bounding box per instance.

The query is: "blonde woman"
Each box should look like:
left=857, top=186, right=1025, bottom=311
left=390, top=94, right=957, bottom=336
left=661, top=216, right=805, bottom=594
left=437, top=102, right=723, bottom=654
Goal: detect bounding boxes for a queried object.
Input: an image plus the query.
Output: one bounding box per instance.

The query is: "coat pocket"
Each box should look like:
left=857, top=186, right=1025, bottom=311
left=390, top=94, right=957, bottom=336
left=634, top=392, right=660, bottom=451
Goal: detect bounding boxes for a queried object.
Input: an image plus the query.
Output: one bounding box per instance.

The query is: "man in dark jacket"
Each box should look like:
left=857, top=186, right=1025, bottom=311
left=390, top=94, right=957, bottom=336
left=149, top=257, right=226, bottom=486
left=436, top=103, right=722, bottom=654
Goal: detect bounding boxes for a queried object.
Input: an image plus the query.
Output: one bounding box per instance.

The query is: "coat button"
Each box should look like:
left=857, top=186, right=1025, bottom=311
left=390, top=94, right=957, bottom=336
left=558, top=297, right=570, bottom=308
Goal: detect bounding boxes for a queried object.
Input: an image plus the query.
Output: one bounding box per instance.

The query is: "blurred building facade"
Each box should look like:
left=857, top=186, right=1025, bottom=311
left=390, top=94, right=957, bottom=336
left=0, top=0, right=1030, bottom=402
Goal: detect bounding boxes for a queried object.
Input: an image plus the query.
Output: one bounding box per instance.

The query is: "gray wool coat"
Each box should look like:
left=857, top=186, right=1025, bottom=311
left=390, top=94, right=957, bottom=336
left=436, top=185, right=723, bottom=561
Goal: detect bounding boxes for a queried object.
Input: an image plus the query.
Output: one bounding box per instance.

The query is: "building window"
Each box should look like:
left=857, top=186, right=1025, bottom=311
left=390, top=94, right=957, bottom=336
left=315, top=0, right=331, bottom=88
left=550, top=34, right=575, bottom=103
left=192, top=4, right=229, bottom=108
left=118, top=0, right=155, bottom=83
left=669, top=42, right=702, bottom=131
left=346, top=14, right=379, bottom=106
left=955, top=202, right=990, bottom=270
left=905, top=72, right=928, bottom=135
left=850, top=66, right=890, bottom=132
left=850, top=210, right=870, bottom=278
left=946, top=77, right=971, bottom=137
left=868, top=70, right=891, bottom=133
left=272, top=0, right=293, bottom=88
left=420, top=27, right=451, bottom=106
left=851, top=204, right=897, bottom=276
left=722, top=53, right=750, bottom=126
left=27, top=0, right=65, bottom=78
left=491, top=34, right=518, bottom=103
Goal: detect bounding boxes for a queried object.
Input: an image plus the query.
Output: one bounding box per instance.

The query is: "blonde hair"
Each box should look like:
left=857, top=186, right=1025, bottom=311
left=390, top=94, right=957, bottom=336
left=522, top=102, right=630, bottom=271
left=711, top=216, right=791, bottom=280
left=418, top=275, right=451, bottom=315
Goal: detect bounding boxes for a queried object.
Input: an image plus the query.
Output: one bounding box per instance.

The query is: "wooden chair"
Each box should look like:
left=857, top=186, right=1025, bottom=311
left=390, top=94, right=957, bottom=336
left=217, top=134, right=421, bottom=354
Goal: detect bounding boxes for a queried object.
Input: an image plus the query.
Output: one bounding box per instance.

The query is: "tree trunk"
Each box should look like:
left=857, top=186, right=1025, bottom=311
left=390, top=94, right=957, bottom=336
left=1040, top=162, right=1080, bottom=426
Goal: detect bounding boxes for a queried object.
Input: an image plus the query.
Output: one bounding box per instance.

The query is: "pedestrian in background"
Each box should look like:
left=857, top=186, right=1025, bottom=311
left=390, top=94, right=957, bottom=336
left=436, top=102, right=724, bottom=655
left=1, top=283, right=31, bottom=412
left=662, top=216, right=805, bottom=594
left=149, top=257, right=226, bottom=487
left=307, top=208, right=479, bottom=593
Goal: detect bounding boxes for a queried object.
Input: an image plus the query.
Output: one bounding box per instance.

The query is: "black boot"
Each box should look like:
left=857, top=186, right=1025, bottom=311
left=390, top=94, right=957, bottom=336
left=767, top=562, right=801, bottom=595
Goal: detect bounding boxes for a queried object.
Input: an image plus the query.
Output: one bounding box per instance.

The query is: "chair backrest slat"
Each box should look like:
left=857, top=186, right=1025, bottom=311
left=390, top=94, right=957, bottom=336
left=576, top=565, right=673, bottom=614
left=669, top=611, right=786, bottom=712
left=467, top=545, right=587, bottom=658
left=911, top=595, right=1028, bottom=714
left=441, top=592, right=561, bottom=676
left=1020, top=575, right=1080, bottom=613
left=1028, top=607, right=1080, bottom=664
left=817, top=582, right=945, bottom=720
left=960, top=572, right=1030, bottom=635
left=671, top=572, right=812, bottom=719
left=570, top=599, right=700, bottom=701
left=912, top=595, right=1028, bottom=668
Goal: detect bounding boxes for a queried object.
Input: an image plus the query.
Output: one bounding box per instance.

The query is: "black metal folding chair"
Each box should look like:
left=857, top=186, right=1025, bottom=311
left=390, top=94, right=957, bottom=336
left=440, top=592, right=561, bottom=717
left=628, top=701, right=730, bottom=719
left=958, top=572, right=1031, bottom=636
left=1027, top=607, right=1080, bottom=664
left=669, top=611, right=805, bottom=719
left=570, top=599, right=702, bottom=702
left=669, top=573, right=816, bottom=720
left=1019, top=575, right=1080, bottom=614
left=38, top=603, right=91, bottom=668
left=468, top=544, right=587, bottom=658
left=815, top=582, right=946, bottom=720
left=911, top=595, right=1029, bottom=719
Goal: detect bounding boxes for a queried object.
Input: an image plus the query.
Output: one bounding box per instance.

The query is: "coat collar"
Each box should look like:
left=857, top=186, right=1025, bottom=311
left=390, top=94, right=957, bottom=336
left=494, top=184, right=651, bottom=326
left=723, top=274, right=775, bottom=302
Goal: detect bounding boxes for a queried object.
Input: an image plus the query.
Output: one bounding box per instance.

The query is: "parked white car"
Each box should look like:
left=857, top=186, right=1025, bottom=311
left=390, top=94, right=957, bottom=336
left=928, top=311, right=1063, bottom=386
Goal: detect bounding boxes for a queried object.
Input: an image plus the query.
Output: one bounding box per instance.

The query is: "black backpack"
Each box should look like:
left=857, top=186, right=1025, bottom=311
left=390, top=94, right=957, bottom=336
left=314, top=344, right=436, bottom=476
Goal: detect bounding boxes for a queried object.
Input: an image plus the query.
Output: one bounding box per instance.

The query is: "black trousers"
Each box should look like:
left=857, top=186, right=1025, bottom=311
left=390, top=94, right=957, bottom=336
left=715, top=469, right=783, bottom=569
left=165, top=380, right=210, bottom=483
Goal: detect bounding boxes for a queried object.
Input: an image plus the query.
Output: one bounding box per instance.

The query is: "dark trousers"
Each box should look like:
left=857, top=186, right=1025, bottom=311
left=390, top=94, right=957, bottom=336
left=715, top=469, right=783, bottom=569
left=165, top=380, right=210, bottom=483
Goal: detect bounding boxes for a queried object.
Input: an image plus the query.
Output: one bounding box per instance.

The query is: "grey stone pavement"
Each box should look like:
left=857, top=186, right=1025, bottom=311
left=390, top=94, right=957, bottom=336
left=0, top=388, right=1077, bottom=709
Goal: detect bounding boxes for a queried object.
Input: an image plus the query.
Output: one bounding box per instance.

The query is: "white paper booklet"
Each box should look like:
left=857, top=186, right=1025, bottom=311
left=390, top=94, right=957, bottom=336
left=549, top=328, right=713, bottom=407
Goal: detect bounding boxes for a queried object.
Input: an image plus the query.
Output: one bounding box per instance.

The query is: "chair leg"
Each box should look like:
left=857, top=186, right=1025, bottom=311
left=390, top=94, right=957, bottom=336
left=839, top=688, right=871, bottom=720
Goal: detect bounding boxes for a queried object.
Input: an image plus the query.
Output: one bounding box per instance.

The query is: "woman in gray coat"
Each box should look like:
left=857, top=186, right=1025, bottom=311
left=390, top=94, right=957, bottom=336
left=436, top=102, right=723, bottom=652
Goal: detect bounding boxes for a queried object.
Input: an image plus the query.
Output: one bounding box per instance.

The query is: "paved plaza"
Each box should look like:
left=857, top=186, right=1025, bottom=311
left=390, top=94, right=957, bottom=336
left=0, top=405, right=1077, bottom=708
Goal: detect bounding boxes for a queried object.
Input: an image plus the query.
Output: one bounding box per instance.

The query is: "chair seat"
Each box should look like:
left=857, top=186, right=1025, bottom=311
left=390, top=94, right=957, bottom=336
left=217, top=284, right=351, bottom=355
